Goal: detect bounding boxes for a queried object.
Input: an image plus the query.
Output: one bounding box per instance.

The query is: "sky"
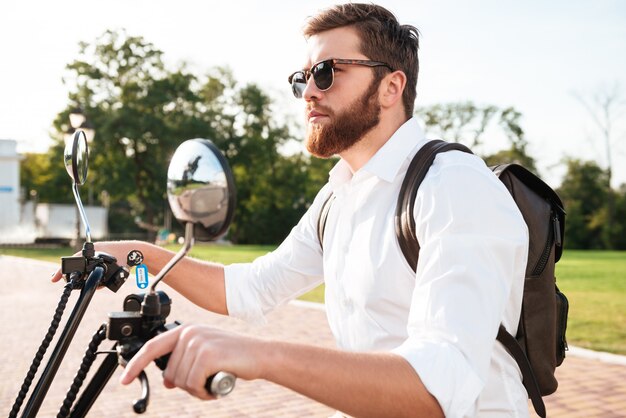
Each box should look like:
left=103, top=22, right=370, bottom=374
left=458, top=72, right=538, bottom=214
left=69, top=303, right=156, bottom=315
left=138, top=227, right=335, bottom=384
left=1, top=0, right=625, bottom=187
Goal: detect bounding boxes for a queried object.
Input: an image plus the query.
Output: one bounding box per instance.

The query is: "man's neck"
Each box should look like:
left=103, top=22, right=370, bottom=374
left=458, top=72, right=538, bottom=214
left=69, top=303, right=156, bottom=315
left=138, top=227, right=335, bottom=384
left=339, top=113, right=408, bottom=173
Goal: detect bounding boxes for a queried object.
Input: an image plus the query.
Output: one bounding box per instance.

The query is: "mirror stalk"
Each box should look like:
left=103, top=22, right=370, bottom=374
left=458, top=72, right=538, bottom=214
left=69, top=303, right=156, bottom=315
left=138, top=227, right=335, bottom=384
left=72, top=183, right=92, bottom=243
left=150, top=222, right=194, bottom=293
left=141, top=223, right=194, bottom=317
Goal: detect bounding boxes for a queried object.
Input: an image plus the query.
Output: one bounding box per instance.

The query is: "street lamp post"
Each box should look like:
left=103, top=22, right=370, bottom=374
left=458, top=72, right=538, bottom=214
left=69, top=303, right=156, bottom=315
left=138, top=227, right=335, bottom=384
left=68, top=108, right=96, bottom=144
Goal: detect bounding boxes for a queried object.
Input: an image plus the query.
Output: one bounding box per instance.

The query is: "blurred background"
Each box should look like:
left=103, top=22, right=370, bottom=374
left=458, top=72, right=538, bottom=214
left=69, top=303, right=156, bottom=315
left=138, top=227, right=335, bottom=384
left=0, top=0, right=625, bottom=247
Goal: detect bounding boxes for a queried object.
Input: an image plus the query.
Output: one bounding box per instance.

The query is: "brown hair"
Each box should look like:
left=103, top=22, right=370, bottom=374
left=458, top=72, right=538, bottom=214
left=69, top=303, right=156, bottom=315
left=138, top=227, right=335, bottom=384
left=303, top=3, right=419, bottom=119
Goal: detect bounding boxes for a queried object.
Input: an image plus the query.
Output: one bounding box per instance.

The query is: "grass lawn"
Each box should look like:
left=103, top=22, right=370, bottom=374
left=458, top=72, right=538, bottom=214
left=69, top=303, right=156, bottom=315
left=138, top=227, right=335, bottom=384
left=555, top=250, right=626, bottom=355
left=1, top=245, right=624, bottom=354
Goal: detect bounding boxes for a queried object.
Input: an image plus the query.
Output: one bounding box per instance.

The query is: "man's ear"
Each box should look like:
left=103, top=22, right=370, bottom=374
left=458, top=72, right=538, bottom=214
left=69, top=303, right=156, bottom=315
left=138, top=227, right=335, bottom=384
left=379, top=71, right=407, bottom=109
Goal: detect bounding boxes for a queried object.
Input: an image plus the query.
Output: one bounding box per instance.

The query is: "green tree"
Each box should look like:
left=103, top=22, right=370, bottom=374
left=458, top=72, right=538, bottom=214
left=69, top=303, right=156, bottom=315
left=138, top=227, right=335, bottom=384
left=573, top=83, right=626, bottom=249
left=612, top=185, right=626, bottom=249
left=68, top=31, right=227, bottom=234
left=416, top=101, right=498, bottom=147
left=557, top=159, right=609, bottom=249
left=39, top=29, right=332, bottom=244
left=415, top=102, right=537, bottom=172
left=20, top=152, right=72, bottom=203
left=483, top=107, right=537, bottom=173
left=48, top=30, right=246, bottom=238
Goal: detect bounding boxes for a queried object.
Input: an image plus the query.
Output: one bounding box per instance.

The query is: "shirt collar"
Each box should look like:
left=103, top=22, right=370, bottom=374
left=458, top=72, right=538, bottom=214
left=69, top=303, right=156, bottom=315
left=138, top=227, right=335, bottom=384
left=329, top=117, right=426, bottom=190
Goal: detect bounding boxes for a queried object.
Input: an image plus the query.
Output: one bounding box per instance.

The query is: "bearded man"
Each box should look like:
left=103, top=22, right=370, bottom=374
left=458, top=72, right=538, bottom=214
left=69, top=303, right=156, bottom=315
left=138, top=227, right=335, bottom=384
left=55, top=4, right=529, bottom=417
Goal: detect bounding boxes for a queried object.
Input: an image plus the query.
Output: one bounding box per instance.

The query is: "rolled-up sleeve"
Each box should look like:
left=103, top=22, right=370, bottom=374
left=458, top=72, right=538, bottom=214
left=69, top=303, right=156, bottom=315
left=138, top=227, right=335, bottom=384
left=392, top=152, right=528, bottom=417
left=224, top=187, right=331, bottom=324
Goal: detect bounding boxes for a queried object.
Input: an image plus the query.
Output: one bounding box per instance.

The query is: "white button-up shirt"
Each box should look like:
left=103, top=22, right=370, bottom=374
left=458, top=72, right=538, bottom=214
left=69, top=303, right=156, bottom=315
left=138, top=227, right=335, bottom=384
left=225, top=118, right=530, bottom=417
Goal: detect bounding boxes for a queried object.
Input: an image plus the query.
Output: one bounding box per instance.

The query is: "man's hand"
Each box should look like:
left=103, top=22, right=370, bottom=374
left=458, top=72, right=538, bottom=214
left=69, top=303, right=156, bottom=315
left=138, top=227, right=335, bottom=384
left=51, top=240, right=149, bottom=283
left=119, top=323, right=442, bottom=416
left=51, top=250, right=80, bottom=283
left=119, top=324, right=263, bottom=400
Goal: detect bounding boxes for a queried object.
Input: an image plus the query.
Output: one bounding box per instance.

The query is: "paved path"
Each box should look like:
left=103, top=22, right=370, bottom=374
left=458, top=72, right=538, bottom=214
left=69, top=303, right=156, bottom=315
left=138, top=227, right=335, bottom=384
left=1, top=256, right=624, bottom=417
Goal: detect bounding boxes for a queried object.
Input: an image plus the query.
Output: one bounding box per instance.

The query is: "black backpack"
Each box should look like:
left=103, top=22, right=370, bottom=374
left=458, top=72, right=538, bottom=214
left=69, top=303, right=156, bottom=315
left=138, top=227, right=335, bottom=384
left=317, top=140, right=568, bottom=418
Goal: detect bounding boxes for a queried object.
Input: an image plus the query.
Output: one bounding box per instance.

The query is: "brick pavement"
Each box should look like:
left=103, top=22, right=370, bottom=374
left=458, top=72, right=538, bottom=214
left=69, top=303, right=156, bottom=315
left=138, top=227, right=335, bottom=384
left=1, top=255, right=625, bottom=417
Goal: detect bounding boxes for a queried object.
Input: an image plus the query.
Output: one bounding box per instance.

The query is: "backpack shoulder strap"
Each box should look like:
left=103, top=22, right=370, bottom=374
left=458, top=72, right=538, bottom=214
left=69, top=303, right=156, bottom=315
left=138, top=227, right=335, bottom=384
left=317, top=139, right=473, bottom=257
left=395, top=140, right=473, bottom=272
left=317, top=192, right=336, bottom=250
left=497, top=325, right=547, bottom=418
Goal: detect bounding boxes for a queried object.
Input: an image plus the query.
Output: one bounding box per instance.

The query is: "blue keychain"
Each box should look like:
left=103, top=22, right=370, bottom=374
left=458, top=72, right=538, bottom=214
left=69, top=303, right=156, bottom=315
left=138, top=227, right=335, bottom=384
left=136, top=264, right=149, bottom=289
left=127, top=250, right=149, bottom=289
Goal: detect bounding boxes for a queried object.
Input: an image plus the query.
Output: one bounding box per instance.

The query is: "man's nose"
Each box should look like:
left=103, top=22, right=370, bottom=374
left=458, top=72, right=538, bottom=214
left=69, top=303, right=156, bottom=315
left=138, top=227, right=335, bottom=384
left=302, top=75, right=322, bottom=101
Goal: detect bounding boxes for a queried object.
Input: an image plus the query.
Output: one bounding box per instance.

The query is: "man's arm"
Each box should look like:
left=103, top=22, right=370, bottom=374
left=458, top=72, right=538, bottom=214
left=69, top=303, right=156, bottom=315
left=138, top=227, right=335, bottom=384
left=119, top=324, right=443, bottom=418
left=51, top=240, right=228, bottom=315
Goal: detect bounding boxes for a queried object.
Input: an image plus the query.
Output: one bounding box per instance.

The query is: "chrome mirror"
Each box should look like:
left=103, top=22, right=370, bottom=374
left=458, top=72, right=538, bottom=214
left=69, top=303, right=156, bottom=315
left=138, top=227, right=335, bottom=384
left=64, top=130, right=92, bottom=242
left=150, top=139, right=235, bottom=291
left=64, top=130, right=89, bottom=185
left=167, top=138, right=236, bottom=241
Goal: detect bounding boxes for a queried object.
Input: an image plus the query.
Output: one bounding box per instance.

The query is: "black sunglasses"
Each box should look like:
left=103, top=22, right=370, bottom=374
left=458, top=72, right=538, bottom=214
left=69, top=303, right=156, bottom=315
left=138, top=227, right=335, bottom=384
left=288, top=58, right=393, bottom=98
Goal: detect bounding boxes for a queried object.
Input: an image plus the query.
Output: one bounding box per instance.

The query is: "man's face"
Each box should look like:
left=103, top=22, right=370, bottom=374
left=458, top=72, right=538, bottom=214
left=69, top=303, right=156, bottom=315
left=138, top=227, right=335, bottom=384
left=301, top=27, right=382, bottom=158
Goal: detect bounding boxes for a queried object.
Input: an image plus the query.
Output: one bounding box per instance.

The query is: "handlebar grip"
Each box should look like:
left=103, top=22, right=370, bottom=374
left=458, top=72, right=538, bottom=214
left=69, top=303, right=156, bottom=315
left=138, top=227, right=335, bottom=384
left=206, top=371, right=237, bottom=397
left=155, top=354, right=236, bottom=397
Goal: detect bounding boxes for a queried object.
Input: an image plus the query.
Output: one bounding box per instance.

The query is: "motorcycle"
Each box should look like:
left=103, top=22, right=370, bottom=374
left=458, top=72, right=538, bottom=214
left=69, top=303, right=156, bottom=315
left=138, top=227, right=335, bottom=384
left=7, top=130, right=237, bottom=418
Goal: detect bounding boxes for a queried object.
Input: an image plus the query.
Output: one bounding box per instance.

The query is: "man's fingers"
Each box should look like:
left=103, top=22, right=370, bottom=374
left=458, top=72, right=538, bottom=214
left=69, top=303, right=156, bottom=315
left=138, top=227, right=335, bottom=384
left=163, top=325, right=198, bottom=388
left=51, top=250, right=82, bottom=283
left=187, top=353, right=216, bottom=400
left=120, top=327, right=183, bottom=385
left=51, top=270, right=63, bottom=283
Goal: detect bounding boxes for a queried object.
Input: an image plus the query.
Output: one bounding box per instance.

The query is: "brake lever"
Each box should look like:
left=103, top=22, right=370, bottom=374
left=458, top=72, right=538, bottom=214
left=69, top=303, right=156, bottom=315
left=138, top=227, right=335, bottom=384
left=132, top=371, right=150, bottom=414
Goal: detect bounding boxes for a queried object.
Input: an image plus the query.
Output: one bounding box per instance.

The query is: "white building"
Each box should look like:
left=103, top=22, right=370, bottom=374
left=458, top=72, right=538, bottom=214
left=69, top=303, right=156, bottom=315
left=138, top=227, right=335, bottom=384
left=0, top=139, right=107, bottom=244
left=0, top=139, right=22, bottom=233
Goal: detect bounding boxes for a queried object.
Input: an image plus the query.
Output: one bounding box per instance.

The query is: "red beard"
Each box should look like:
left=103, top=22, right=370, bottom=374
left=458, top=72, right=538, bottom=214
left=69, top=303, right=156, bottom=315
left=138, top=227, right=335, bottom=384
left=306, top=79, right=381, bottom=158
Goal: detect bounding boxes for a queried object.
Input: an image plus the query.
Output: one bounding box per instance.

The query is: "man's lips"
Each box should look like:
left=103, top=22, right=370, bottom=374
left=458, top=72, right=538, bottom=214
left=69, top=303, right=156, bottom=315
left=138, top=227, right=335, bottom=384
left=308, top=109, right=329, bottom=122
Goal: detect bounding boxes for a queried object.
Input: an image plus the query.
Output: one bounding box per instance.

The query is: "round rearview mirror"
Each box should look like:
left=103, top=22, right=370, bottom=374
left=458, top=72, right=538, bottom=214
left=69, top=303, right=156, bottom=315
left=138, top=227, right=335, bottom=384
left=167, top=139, right=236, bottom=241
left=64, top=130, right=89, bottom=185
